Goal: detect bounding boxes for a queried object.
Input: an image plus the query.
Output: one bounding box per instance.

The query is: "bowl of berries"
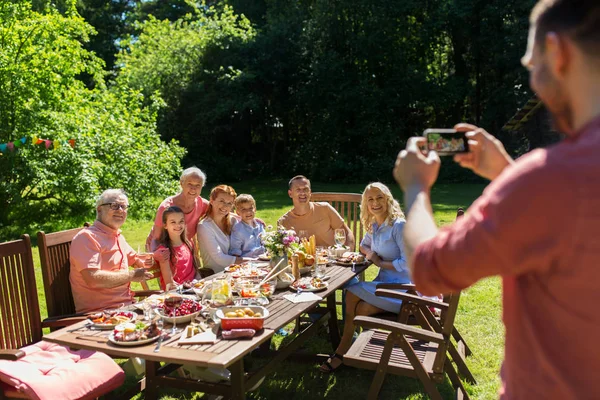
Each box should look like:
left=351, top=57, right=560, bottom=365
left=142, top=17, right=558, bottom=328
left=155, top=297, right=203, bottom=324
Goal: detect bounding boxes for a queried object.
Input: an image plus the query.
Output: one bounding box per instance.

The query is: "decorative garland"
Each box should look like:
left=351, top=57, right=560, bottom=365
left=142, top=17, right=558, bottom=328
left=0, top=137, right=76, bottom=154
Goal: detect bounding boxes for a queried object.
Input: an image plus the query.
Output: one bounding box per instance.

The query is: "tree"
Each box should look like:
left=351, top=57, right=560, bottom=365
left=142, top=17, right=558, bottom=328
left=0, top=1, right=184, bottom=237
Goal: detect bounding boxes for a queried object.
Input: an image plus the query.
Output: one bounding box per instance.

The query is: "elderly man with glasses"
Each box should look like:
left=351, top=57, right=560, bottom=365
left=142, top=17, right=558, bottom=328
left=70, top=189, right=153, bottom=313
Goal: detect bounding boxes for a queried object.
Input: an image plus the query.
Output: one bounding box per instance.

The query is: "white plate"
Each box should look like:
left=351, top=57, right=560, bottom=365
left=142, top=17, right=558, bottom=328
left=90, top=311, right=137, bottom=330
left=108, top=333, right=160, bottom=347
left=291, top=281, right=328, bottom=292
left=258, top=254, right=271, bottom=261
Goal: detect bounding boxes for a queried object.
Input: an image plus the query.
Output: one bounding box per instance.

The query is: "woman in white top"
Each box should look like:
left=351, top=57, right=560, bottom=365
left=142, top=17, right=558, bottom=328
left=196, top=185, right=253, bottom=272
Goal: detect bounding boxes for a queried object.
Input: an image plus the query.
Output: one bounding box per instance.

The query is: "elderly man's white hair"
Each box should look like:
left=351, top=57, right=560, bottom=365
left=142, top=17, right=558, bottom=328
left=180, top=167, right=206, bottom=186
left=96, top=189, right=128, bottom=213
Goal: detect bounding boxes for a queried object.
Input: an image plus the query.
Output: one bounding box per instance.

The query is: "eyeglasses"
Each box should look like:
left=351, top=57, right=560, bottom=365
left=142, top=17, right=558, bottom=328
left=101, top=202, right=129, bottom=211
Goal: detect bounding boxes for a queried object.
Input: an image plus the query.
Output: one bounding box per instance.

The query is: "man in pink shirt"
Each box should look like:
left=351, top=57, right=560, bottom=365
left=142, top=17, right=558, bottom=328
left=394, top=0, right=600, bottom=398
left=70, top=189, right=153, bottom=313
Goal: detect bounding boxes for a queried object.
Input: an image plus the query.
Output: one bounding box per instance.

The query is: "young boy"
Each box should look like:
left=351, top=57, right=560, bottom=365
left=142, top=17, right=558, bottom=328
left=229, top=194, right=266, bottom=258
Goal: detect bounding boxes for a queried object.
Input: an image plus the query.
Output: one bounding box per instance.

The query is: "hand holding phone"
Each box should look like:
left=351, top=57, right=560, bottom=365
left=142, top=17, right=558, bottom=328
left=423, top=129, right=469, bottom=156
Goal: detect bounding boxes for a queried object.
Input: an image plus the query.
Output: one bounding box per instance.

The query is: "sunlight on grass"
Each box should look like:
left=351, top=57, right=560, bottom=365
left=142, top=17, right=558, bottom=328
left=26, top=181, right=504, bottom=399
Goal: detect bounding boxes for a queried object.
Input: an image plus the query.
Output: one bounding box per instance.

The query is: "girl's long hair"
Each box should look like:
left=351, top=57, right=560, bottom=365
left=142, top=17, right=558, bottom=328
left=201, top=184, right=237, bottom=235
left=360, top=182, right=405, bottom=234
left=159, top=206, right=199, bottom=271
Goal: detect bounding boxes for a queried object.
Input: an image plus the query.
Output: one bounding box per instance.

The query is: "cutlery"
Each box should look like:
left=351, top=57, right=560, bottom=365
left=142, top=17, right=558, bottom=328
left=67, top=322, right=92, bottom=333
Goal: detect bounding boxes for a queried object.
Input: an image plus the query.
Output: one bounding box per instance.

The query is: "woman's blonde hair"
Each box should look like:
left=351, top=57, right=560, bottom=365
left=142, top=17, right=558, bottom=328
left=202, top=184, right=237, bottom=235
left=360, top=182, right=405, bottom=233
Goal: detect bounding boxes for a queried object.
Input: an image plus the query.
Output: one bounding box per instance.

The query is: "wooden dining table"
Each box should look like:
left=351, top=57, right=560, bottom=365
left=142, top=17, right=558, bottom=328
left=42, top=262, right=370, bottom=400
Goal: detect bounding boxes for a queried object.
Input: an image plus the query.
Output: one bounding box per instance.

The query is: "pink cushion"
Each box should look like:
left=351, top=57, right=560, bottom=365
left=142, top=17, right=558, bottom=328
left=0, top=341, right=124, bottom=400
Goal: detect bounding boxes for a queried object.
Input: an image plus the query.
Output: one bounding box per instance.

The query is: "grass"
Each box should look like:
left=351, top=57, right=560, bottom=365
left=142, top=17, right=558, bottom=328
left=29, top=180, right=502, bottom=399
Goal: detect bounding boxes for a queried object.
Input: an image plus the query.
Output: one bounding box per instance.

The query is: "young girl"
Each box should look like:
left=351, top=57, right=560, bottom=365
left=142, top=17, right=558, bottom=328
left=156, top=206, right=199, bottom=290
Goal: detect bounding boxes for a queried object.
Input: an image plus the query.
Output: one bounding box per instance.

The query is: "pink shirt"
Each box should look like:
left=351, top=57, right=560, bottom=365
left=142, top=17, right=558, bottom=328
left=157, top=244, right=196, bottom=290
left=69, top=220, right=136, bottom=313
left=147, top=195, right=209, bottom=250
left=413, top=116, right=600, bottom=399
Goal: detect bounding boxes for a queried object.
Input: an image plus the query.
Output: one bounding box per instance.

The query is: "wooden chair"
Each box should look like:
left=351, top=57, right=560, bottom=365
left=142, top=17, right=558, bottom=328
left=376, top=285, right=476, bottom=384
left=37, top=226, right=160, bottom=321
left=344, top=289, right=470, bottom=400
left=310, top=192, right=364, bottom=251
left=372, top=208, right=474, bottom=376
left=0, top=235, right=124, bottom=399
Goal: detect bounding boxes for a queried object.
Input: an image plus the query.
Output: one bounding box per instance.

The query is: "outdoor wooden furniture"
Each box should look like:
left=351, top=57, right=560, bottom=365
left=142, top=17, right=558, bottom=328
left=43, top=263, right=368, bottom=399
left=37, top=227, right=160, bottom=322
left=0, top=235, right=125, bottom=399
left=310, top=192, right=364, bottom=251
left=344, top=288, right=470, bottom=399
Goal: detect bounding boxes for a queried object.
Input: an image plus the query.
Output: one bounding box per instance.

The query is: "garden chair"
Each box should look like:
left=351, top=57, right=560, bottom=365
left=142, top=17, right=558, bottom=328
left=37, top=226, right=161, bottom=322
left=310, top=192, right=365, bottom=252
left=0, top=235, right=125, bottom=399
left=374, top=285, right=476, bottom=384
left=343, top=288, right=470, bottom=400
left=371, top=207, right=475, bottom=383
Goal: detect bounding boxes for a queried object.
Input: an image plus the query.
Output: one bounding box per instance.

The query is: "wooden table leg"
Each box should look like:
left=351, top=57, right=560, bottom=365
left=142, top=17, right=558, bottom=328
left=229, top=358, right=246, bottom=400
left=144, top=360, right=159, bottom=400
left=327, top=294, right=341, bottom=349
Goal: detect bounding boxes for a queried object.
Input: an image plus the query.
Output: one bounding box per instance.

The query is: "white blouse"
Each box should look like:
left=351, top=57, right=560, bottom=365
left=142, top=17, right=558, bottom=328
left=196, top=217, right=237, bottom=272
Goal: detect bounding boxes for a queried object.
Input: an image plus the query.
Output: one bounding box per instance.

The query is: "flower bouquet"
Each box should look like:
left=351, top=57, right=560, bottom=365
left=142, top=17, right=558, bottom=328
left=260, top=226, right=299, bottom=258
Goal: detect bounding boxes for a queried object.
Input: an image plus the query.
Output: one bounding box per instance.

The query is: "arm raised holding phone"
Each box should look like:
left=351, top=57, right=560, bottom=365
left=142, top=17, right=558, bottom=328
left=452, top=123, right=514, bottom=181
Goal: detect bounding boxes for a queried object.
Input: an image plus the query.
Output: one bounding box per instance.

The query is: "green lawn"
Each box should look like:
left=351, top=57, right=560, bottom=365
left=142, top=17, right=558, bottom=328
left=30, top=181, right=502, bottom=399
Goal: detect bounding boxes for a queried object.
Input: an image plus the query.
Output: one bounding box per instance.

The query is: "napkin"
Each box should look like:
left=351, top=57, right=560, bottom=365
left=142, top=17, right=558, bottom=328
left=178, top=329, right=218, bottom=345
left=283, top=292, right=323, bottom=303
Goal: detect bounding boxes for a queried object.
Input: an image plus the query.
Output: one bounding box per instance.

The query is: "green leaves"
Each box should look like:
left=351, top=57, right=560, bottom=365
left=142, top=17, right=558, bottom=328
left=0, top=2, right=185, bottom=237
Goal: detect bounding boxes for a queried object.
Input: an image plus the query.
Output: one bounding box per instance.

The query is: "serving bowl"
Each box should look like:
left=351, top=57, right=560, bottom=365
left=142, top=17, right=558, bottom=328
left=216, top=306, right=269, bottom=330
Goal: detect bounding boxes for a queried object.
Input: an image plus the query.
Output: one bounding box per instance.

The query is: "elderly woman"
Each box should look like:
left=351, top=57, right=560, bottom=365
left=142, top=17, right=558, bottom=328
left=320, top=182, right=411, bottom=373
left=196, top=185, right=254, bottom=273
left=146, top=167, right=209, bottom=252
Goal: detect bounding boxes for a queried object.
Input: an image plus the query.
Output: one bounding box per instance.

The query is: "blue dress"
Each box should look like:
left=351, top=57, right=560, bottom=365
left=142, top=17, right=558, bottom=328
left=347, top=218, right=411, bottom=313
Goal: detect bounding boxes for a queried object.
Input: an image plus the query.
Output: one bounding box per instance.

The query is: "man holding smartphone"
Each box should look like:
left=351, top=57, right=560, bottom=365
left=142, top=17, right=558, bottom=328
left=394, top=0, right=600, bottom=398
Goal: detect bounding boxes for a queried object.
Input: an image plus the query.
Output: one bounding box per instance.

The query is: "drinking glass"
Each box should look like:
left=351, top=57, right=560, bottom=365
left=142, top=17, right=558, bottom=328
left=211, top=277, right=232, bottom=306
left=298, top=230, right=308, bottom=239
left=334, top=229, right=346, bottom=248
left=137, top=245, right=154, bottom=267
left=313, top=263, right=327, bottom=279
left=143, top=301, right=153, bottom=321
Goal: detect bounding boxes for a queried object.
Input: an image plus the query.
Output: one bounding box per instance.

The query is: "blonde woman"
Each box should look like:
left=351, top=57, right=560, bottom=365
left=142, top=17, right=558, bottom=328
left=196, top=185, right=254, bottom=273
left=321, top=182, right=410, bottom=373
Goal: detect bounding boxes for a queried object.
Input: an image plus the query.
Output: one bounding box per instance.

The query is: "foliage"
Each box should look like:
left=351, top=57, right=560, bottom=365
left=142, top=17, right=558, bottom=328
left=108, top=0, right=537, bottom=184
left=0, top=1, right=184, bottom=238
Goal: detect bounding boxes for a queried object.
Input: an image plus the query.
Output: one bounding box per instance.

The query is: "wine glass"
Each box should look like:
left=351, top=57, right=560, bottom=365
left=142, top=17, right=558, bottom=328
left=164, top=291, right=183, bottom=334
left=334, top=229, right=346, bottom=248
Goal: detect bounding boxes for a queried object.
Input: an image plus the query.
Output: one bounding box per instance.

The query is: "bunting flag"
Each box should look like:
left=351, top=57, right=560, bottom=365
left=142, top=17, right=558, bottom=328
left=0, top=136, right=76, bottom=154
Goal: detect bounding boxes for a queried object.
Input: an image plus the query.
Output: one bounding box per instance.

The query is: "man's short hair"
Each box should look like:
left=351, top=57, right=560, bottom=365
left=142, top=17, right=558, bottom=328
left=235, top=194, right=256, bottom=209
left=531, top=0, right=600, bottom=57
left=95, top=189, right=128, bottom=216
left=288, top=175, right=310, bottom=189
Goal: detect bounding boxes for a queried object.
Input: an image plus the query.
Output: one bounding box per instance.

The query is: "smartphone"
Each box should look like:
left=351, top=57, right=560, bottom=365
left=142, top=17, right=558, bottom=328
left=423, top=129, right=469, bottom=156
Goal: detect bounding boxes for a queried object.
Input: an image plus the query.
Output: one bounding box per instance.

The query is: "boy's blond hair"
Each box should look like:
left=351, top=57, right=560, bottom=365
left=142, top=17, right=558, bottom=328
left=235, top=194, right=256, bottom=211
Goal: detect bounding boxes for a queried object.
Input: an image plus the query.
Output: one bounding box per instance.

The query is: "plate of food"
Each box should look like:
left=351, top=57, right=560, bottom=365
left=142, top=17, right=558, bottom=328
left=108, top=321, right=162, bottom=346
left=257, top=254, right=271, bottom=261
left=291, top=277, right=328, bottom=292
left=335, top=252, right=367, bottom=266
left=89, top=310, right=136, bottom=330
left=155, top=297, right=203, bottom=324
left=228, top=265, right=269, bottom=279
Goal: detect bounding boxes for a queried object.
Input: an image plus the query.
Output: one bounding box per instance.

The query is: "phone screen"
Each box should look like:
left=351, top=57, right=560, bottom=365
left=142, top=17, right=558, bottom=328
left=423, top=129, right=469, bottom=155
